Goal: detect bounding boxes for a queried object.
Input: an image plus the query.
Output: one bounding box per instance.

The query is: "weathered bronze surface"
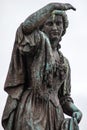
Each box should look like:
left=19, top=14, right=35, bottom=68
left=2, top=3, right=82, bottom=130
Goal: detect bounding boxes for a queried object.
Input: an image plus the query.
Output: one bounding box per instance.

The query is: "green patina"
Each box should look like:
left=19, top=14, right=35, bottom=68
left=46, top=63, right=52, bottom=71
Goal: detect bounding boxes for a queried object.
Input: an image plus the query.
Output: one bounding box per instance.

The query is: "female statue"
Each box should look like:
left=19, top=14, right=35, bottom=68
left=2, top=3, right=82, bottom=130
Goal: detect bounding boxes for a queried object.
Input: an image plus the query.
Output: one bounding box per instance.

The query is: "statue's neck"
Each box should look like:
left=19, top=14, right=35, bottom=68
left=51, top=40, right=61, bottom=51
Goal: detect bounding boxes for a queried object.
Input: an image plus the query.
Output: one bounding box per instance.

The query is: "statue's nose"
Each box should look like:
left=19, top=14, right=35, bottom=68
left=52, top=23, right=57, bottom=30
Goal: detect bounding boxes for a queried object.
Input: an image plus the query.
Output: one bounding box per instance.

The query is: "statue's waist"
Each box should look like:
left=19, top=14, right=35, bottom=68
left=27, top=87, right=60, bottom=107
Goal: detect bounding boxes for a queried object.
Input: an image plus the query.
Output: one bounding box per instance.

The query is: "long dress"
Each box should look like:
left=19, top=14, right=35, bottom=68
left=2, top=25, right=73, bottom=130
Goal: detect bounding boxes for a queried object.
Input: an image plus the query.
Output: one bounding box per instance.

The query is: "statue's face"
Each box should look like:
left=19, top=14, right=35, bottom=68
left=43, top=15, right=64, bottom=41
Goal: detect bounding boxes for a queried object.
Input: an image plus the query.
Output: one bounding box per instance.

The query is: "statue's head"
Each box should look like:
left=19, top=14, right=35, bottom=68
left=41, top=10, right=68, bottom=42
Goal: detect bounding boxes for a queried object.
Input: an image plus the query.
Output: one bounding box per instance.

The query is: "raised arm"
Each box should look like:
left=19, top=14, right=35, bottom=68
left=22, top=3, right=76, bottom=34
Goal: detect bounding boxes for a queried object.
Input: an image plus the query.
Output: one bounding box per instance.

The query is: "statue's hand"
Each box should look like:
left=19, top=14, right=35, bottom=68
left=52, top=3, right=76, bottom=11
left=63, top=3, right=76, bottom=11
left=72, top=111, right=82, bottom=123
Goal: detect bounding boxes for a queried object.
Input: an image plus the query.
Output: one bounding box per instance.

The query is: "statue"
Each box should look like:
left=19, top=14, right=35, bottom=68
left=2, top=3, right=82, bottom=130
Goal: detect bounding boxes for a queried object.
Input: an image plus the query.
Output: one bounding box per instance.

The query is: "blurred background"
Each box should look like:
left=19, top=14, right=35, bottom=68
left=0, top=0, right=87, bottom=129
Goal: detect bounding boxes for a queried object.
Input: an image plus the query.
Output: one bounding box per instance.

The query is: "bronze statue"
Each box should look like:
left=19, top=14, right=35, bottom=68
left=2, top=3, right=82, bottom=130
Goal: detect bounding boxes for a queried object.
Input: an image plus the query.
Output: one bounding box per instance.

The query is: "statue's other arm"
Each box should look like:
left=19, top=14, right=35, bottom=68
left=59, top=57, right=82, bottom=124
left=22, top=3, right=76, bottom=34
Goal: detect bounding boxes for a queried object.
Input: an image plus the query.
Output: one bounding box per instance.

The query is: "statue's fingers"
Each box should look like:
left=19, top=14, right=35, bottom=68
left=64, top=3, right=76, bottom=11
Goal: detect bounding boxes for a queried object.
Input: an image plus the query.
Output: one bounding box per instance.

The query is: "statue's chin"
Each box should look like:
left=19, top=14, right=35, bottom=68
left=50, top=36, right=60, bottom=43
left=49, top=34, right=61, bottom=42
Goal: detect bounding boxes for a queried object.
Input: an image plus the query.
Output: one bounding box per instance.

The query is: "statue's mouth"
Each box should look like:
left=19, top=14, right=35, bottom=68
left=50, top=31, right=61, bottom=36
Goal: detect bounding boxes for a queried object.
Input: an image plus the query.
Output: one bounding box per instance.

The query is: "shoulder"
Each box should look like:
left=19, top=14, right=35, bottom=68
left=59, top=51, right=70, bottom=66
left=64, top=57, right=70, bottom=67
left=59, top=51, right=71, bottom=74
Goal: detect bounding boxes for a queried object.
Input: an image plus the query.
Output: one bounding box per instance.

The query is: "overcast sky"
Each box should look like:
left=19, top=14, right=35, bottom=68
left=0, top=0, right=87, bottom=129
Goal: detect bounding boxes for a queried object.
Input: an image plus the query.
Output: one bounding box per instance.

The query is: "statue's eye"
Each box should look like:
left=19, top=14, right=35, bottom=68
left=56, top=21, right=62, bottom=26
left=46, top=22, right=53, bottom=26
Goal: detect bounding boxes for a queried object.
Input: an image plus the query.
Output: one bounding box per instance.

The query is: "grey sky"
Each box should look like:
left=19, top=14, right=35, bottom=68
left=0, top=0, right=87, bottom=129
